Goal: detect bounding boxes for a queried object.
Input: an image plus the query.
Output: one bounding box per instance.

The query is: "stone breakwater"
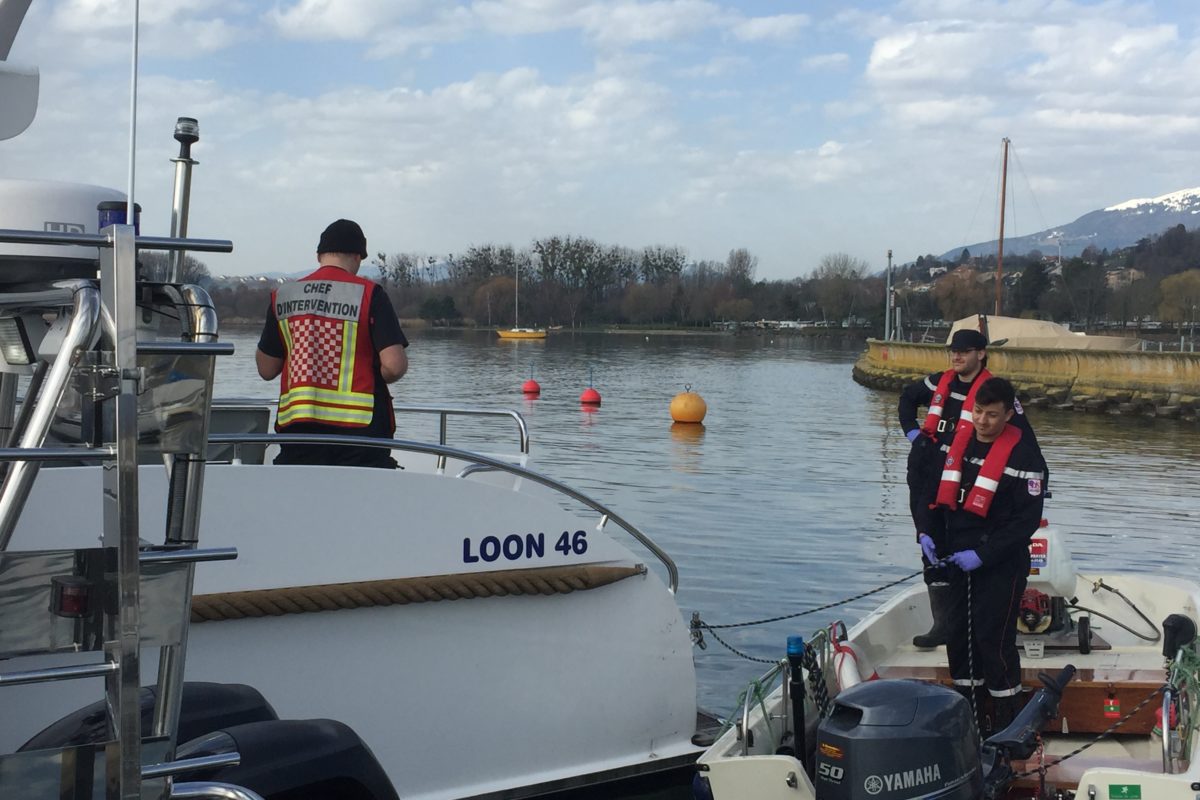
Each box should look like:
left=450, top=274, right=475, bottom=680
left=853, top=340, right=1200, bottom=420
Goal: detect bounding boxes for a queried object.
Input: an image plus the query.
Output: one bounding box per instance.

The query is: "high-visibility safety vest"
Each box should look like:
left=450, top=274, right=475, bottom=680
left=936, top=424, right=1022, bottom=517
left=922, top=367, right=992, bottom=440
left=272, top=266, right=377, bottom=428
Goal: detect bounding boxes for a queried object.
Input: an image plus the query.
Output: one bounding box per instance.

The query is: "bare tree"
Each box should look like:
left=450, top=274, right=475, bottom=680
left=811, top=253, right=869, bottom=322
left=931, top=269, right=990, bottom=321
left=725, top=248, right=757, bottom=293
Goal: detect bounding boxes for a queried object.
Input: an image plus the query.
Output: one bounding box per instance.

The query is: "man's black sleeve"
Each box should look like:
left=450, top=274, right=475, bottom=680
left=975, top=442, right=1046, bottom=566
left=898, top=373, right=936, bottom=435
left=1008, top=405, right=1049, bottom=482
left=369, top=289, right=408, bottom=351
left=257, top=303, right=284, bottom=358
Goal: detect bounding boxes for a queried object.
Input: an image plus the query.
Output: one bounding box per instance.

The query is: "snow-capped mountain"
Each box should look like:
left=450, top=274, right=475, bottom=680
left=941, top=186, right=1200, bottom=260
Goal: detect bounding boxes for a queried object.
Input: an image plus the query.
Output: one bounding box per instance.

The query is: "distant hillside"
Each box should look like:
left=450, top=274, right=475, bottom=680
left=941, top=187, right=1200, bottom=260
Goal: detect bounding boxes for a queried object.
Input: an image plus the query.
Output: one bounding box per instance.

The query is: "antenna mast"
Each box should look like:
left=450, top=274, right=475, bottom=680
left=995, top=137, right=1009, bottom=316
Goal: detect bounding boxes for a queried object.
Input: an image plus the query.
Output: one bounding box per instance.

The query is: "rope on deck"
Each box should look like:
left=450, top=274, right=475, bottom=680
left=191, top=563, right=646, bottom=623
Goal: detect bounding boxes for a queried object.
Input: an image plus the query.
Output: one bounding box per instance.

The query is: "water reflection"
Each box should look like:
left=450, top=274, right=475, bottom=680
left=670, top=422, right=705, bottom=442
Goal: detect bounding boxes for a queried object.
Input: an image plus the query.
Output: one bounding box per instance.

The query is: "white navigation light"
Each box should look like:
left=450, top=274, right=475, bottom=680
left=0, top=316, right=34, bottom=366
left=174, top=116, right=199, bottom=143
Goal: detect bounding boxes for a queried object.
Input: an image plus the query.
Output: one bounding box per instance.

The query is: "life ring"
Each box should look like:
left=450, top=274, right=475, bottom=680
left=829, top=624, right=879, bottom=692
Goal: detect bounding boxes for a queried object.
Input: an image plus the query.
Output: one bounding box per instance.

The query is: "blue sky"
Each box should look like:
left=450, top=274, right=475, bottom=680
left=5, top=0, right=1200, bottom=279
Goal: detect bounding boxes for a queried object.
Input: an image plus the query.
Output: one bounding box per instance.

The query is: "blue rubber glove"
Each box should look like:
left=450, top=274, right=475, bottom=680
left=949, top=550, right=983, bottom=572
left=918, top=533, right=938, bottom=564
left=906, top=429, right=921, bottom=443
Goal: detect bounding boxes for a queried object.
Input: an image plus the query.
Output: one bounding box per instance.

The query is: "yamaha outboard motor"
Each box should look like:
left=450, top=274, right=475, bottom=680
left=980, top=666, right=1076, bottom=799
left=815, top=680, right=981, bottom=799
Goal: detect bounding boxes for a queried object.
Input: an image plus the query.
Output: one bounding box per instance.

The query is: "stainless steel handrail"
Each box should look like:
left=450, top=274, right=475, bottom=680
left=0, top=283, right=101, bottom=551
left=139, top=547, right=238, bottom=565
left=215, top=400, right=530, bottom=455
left=741, top=660, right=787, bottom=756
left=0, top=446, right=115, bottom=462
left=207, top=432, right=679, bottom=593
left=1163, top=687, right=1173, bottom=773
left=393, top=404, right=529, bottom=454
left=142, top=753, right=241, bottom=779
left=171, top=782, right=265, bottom=800
left=0, top=228, right=233, bottom=253
left=0, top=661, right=118, bottom=687
left=138, top=342, right=235, bottom=356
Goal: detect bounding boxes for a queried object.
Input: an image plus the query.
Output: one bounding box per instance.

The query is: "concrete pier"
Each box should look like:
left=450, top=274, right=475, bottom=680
left=853, top=340, right=1200, bottom=420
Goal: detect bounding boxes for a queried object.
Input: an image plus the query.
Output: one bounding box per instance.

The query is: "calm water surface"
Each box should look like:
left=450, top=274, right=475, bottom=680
left=217, top=327, right=1200, bottom=716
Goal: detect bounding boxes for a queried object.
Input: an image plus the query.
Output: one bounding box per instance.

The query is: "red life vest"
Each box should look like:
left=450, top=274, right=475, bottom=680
left=272, top=266, right=377, bottom=429
left=936, top=424, right=1022, bottom=517
left=922, top=368, right=992, bottom=439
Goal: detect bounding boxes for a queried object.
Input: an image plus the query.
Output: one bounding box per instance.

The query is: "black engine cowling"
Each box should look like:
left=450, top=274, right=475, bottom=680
left=815, top=679, right=981, bottom=800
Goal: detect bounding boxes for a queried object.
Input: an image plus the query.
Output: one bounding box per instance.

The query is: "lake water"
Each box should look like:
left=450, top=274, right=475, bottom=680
left=217, top=326, right=1200, bottom=716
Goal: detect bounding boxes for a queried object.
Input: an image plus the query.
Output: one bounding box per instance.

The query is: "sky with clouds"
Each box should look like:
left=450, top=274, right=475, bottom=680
left=4, top=0, right=1200, bottom=279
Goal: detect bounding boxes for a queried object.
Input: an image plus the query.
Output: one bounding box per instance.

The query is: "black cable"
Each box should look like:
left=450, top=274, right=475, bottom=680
left=1069, top=578, right=1161, bottom=642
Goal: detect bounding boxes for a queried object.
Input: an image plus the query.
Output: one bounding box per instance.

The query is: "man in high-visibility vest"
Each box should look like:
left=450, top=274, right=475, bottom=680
left=256, top=219, right=408, bottom=467
left=923, top=376, right=1046, bottom=732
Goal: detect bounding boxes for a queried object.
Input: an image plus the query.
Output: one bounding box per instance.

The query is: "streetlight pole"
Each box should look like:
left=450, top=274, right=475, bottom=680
left=884, top=249, right=893, bottom=341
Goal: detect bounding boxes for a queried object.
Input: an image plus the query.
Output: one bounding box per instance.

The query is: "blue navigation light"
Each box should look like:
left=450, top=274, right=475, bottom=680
left=97, top=200, right=142, bottom=234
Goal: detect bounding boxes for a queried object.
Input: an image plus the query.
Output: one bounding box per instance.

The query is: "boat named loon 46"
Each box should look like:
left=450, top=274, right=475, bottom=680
left=0, top=6, right=710, bottom=798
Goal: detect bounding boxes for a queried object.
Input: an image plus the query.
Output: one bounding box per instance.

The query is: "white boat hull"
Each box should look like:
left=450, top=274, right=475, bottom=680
left=3, top=458, right=700, bottom=799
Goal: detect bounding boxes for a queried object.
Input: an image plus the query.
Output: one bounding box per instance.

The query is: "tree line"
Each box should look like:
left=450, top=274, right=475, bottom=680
left=898, top=224, right=1200, bottom=332
left=194, top=225, right=1200, bottom=334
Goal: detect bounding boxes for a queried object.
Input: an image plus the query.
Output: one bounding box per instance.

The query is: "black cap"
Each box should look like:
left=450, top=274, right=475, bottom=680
left=948, top=329, right=988, bottom=351
left=317, top=219, right=368, bottom=258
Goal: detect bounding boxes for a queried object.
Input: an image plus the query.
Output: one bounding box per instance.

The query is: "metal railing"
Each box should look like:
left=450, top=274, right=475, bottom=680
left=207, top=432, right=679, bottom=593
left=0, top=224, right=234, bottom=800
left=395, top=404, right=530, bottom=454
left=218, top=400, right=531, bottom=455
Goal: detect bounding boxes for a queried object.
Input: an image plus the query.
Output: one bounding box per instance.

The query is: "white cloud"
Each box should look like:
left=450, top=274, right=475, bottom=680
left=577, top=0, right=722, bottom=46
left=802, top=53, right=849, bottom=71
left=675, top=55, right=748, bottom=79
left=1030, top=108, right=1200, bottom=137
left=729, top=13, right=808, bottom=42
left=268, top=0, right=427, bottom=40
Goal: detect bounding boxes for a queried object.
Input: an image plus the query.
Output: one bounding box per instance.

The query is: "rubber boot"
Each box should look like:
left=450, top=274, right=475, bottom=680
left=913, top=582, right=953, bottom=648
left=990, top=693, right=1023, bottom=735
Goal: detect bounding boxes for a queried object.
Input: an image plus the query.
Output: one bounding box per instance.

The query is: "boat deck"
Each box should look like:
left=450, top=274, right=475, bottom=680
left=873, top=634, right=1174, bottom=790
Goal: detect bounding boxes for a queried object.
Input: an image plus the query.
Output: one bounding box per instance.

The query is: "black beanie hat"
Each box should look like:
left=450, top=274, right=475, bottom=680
left=317, top=219, right=368, bottom=258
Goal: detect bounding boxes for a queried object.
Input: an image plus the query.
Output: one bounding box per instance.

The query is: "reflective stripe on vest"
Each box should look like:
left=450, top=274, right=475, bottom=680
left=273, top=270, right=376, bottom=428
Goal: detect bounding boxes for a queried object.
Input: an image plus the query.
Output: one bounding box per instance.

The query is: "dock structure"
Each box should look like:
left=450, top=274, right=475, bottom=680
left=853, top=340, right=1200, bottom=419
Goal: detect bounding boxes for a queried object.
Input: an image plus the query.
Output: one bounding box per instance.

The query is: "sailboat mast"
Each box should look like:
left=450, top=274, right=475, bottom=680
left=515, top=259, right=520, bottom=328
left=995, top=137, right=1009, bottom=316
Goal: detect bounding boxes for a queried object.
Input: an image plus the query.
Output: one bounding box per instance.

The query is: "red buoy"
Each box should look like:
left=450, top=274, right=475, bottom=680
left=522, top=379, right=541, bottom=395
left=580, top=387, right=601, bottom=406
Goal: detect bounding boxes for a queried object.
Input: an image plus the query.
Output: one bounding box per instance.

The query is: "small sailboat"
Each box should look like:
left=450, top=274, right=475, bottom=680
left=497, top=257, right=546, bottom=339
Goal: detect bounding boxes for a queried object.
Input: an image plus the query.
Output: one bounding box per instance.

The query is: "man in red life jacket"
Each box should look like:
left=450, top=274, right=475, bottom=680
left=255, top=219, right=408, bottom=468
left=925, top=377, right=1046, bottom=731
left=899, top=328, right=1040, bottom=648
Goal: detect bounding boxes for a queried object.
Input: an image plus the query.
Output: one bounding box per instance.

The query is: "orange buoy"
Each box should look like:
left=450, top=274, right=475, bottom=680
left=522, top=362, right=540, bottom=396
left=670, top=386, right=706, bottom=423
left=580, top=366, right=601, bottom=406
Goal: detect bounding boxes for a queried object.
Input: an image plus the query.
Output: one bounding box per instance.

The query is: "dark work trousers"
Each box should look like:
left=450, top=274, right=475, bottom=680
left=944, top=548, right=1030, bottom=697
left=906, top=436, right=948, bottom=584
